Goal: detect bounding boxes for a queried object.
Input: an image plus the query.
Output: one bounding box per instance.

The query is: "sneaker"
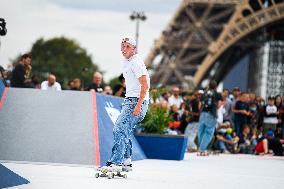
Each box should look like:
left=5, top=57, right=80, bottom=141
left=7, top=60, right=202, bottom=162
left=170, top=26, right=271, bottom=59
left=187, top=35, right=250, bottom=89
left=122, top=158, right=133, bottom=172
left=221, top=149, right=230, bottom=154
left=122, top=164, right=132, bottom=172
left=197, top=151, right=209, bottom=156
left=97, top=161, right=111, bottom=171
left=110, top=164, right=123, bottom=172
left=97, top=162, right=122, bottom=173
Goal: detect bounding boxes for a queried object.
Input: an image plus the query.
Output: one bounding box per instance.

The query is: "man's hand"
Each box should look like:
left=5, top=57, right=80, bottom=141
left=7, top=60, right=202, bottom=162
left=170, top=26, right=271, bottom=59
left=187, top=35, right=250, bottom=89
left=133, top=104, right=142, bottom=116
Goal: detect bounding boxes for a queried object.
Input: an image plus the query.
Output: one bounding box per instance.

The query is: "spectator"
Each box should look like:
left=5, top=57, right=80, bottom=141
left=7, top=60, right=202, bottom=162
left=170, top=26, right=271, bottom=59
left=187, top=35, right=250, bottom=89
left=234, top=92, right=251, bottom=136
left=263, top=96, right=278, bottom=133
left=176, top=102, right=192, bottom=135
left=215, top=124, right=239, bottom=154
left=275, top=95, right=284, bottom=138
left=198, top=80, right=222, bottom=156
left=256, top=95, right=266, bottom=130
left=238, top=125, right=257, bottom=154
left=168, top=104, right=181, bottom=131
left=71, top=78, right=82, bottom=91
left=11, top=53, right=32, bottom=88
left=184, top=91, right=202, bottom=152
left=159, top=90, right=171, bottom=102
left=231, top=87, right=241, bottom=127
left=216, top=100, right=226, bottom=126
left=31, top=75, right=41, bottom=89
left=178, top=109, right=190, bottom=135
left=112, top=74, right=126, bottom=97
left=67, top=79, right=74, bottom=90
left=41, top=74, right=61, bottom=91
left=231, top=87, right=241, bottom=105
left=168, top=87, right=183, bottom=108
left=86, top=71, right=105, bottom=92
left=178, top=102, right=187, bottom=117
left=0, top=66, right=10, bottom=87
left=103, top=85, right=113, bottom=95
left=248, top=93, right=259, bottom=128
left=222, top=89, right=233, bottom=123
left=159, top=100, right=169, bottom=110
left=255, top=130, right=284, bottom=156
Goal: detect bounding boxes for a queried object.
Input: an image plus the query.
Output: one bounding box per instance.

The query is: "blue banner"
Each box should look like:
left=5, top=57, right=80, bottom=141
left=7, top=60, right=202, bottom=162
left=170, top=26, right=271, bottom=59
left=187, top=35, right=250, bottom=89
left=96, top=94, right=146, bottom=165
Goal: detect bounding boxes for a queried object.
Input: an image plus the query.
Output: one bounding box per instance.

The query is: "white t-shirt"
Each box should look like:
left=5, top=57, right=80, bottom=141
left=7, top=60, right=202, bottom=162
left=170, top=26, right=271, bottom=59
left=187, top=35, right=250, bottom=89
left=168, top=95, right=183, bottom=108
left=123, top=54, right=150, bottom=100
left=263, top=105, right=278, bottom=124
left=217, top=105, right=226, bottom=124
left=41, top=81, right=62, bottom=91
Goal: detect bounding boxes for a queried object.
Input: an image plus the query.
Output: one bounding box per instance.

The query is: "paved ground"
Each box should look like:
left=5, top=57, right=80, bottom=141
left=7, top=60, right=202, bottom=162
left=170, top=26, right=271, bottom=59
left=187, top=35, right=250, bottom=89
left=2, top=153, right=284, bottom=189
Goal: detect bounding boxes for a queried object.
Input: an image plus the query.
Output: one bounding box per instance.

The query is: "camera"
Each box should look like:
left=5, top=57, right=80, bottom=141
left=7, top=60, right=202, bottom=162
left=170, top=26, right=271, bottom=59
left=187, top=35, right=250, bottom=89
left=0, top=18, right=7, bottom=36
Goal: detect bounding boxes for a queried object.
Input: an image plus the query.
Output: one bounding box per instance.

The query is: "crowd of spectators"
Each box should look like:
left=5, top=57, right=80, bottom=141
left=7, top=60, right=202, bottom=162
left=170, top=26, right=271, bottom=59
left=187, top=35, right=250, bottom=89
left=1, top=53, right=283, bottom=156
left=149, top=83, right=284, bottom=156
left=0, top=54, right=125, bottom=97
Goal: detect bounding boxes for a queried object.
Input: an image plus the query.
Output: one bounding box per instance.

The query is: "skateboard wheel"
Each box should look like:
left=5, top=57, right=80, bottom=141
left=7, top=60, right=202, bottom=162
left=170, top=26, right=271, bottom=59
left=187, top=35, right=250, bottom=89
left=108, top=173, right=114, bottom=179
left=95, top=173, right=99, bottom=178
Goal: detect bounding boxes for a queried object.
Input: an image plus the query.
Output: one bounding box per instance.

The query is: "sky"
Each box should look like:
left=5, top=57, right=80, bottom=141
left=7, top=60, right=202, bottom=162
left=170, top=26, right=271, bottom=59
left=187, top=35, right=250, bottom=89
left=0, top=0, right=181, bottom=81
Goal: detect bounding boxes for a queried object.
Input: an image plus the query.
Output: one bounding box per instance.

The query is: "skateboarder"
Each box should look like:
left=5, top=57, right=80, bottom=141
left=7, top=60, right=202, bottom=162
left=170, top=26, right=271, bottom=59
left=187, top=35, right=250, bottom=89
left=99, top=36, right=150, bottom=173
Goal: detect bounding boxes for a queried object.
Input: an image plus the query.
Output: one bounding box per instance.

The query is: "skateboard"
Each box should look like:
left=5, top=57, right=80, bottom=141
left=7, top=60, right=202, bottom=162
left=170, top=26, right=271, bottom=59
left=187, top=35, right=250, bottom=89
left=197, top=150, right=221, bottom=156
left=95, top=167, right=127, bottom=179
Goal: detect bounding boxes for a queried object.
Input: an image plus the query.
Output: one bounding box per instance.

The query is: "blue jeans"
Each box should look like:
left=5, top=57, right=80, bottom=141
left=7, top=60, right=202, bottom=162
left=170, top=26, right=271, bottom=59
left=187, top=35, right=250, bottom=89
left=109, top=98, right=149, bottom=165
left=198, top=112, right=217, bottom=152
left=184, top=122, right=199, bottom=150
left=234, top=117, right=247, bottom=137
left=217, top=134, right=233, bottom=151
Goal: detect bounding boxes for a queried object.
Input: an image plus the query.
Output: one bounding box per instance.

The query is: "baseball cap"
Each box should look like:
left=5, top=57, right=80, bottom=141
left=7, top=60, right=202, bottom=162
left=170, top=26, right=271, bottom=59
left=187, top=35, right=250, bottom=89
left=122, top=36, right=136, bottom=47
left=266, top=130, right=274, bottom=137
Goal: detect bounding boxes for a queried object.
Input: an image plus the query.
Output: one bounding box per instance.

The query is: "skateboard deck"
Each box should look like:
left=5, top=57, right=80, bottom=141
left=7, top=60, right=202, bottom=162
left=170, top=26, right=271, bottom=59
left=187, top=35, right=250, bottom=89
left=95, top=167, right=127, bottom=179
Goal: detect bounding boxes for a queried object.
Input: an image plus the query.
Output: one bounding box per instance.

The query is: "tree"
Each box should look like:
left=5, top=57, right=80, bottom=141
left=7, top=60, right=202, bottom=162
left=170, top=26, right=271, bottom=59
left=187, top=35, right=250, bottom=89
left=13, top=37, right=100, bottom=89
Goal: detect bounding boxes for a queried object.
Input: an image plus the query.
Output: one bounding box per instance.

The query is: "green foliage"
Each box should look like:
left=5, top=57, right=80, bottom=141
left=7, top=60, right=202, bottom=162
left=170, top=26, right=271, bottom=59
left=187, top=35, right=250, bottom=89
left=140, top=105, right=172, bottom=134
left=16, top=37, right=100, bottom=89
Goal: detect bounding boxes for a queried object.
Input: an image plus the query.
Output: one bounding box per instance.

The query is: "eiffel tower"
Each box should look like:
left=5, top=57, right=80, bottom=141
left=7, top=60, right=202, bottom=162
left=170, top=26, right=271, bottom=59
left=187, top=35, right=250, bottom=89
left=146, top=0, right=284, bottom=91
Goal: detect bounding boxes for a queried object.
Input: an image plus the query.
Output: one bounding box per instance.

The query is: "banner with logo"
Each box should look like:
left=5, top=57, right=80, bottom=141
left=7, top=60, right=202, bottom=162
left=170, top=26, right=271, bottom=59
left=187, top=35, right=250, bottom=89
left=95, top=93, right=146, bottom=165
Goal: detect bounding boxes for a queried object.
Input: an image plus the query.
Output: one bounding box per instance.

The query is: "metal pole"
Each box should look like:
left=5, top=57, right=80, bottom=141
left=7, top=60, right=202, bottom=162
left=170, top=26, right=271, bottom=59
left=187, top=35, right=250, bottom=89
left=136, top=19, right=140, bottom=52
left=130, top=12, right=146, bottom=53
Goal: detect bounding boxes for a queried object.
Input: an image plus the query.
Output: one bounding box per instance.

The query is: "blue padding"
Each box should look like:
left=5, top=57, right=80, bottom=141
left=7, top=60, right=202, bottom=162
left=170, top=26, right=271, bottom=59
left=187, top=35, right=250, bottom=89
left=0, top=80, right=4, bottom=99
left=96, top=94, right=146, bottom=166
left=0, top=164, right=29, bottom=188
left=135, top=134, right=187, bottom=160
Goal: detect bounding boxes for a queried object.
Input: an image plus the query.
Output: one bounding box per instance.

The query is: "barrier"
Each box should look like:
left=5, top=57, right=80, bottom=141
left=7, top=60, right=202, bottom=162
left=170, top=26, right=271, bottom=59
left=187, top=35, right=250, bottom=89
left=0, top=88, right=145, bottom=166
left=0, top=80, right=7, bottom=111
left=0, top=80, right=4, bottom=98
left=135, top=134, right=187, bottom=160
